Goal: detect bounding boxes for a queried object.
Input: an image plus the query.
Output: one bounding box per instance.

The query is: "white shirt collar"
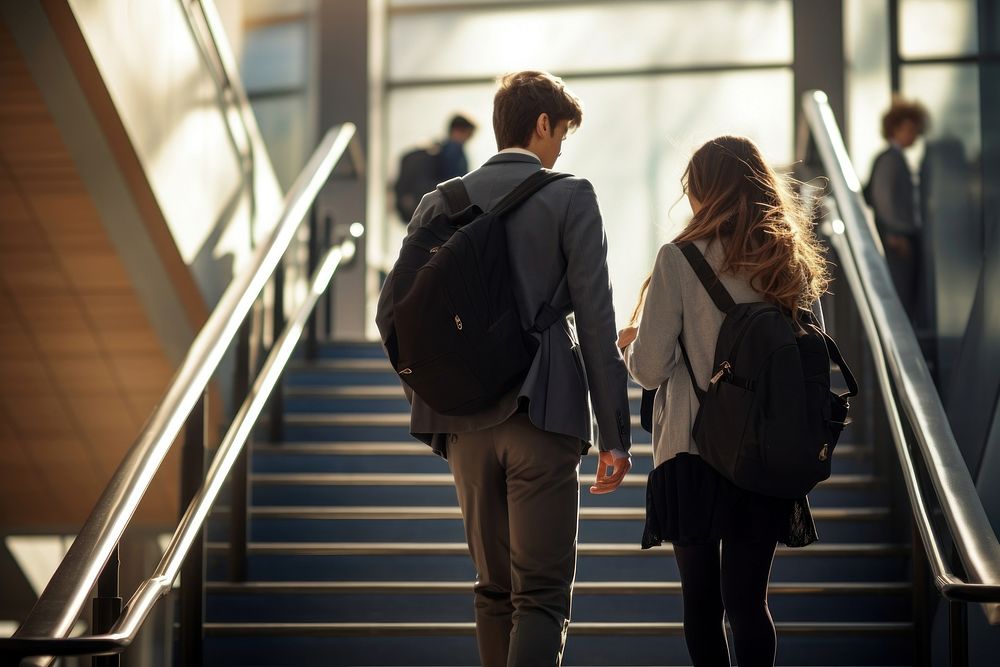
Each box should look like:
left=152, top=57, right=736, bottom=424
left=498, top=147, right=541, bottom=161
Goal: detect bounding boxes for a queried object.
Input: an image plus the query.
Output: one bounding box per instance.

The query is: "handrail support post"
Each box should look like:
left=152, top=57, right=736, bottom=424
left=269, top=261, right=286, bottom=443
left=230, top=321, right=251, bottom=582
left=949, top=600, right=968, bottom=667
left=179, top=391, right=208, bottom=665
left=306, top=208, right=320, bottom=360
left=91, top=545, right=121, bottom=667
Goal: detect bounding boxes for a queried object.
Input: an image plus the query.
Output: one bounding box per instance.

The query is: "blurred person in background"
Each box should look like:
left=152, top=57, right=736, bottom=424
left=865, top=97, right=928, bottom=319
left=394, top=114, right=477, bottom=224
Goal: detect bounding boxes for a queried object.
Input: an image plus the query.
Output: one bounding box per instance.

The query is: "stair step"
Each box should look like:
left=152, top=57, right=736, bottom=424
left=202, top=632, right=913, bottom=666
left=205, top=582, right=910, bottom=623
left=203, top=620, right=910, bottom=636
left=249, top=472, right=880, bottom=488
left=251, top=441, right=871, bottom=459
left=205, top=580, right=909, bottom=595
left=208, top=504, right=891, bottom=543
left=271, top=412, right=654, bottom=443
left=248, top=481, right=885, bottom=510
left=206, top=541, right=908, bottom=583
left=207, top=541, right=907, bottom=557
left=242, top=442, right=874, bottom=476
left=216, top=505, right=890, bottom=521
left=284, top=386, right=647, bottom=399
left=202, top=636, right=912, bottom=666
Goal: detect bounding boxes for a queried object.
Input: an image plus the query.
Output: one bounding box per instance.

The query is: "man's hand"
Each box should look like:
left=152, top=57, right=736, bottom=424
left=617, top=326, right=638, bottom=350
left=589, top=450, right=631, bottom=494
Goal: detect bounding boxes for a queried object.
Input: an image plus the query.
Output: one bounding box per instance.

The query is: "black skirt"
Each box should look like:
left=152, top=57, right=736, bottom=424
left=642, top=452, right=818, bottom=549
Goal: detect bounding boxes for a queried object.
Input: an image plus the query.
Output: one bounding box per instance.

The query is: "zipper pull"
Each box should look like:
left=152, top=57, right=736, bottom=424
left=710, top=361, right=731, bottom=385
left=454, top=315, right=463, bottom=331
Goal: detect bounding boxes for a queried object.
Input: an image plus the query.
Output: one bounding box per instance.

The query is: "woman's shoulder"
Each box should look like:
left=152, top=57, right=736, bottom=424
left=653, top=241, right=685, bottom=267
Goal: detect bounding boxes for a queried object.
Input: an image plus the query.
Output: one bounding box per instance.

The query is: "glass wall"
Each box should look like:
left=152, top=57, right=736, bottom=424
left=894, top=0, right=986, bottom=388
left=379, top=0, right=795, bottom=326
left=240, top=0, right=319, bottom=191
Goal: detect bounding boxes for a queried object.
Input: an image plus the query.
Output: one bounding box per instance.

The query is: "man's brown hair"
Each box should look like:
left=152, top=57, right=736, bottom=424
left=492, top=71, right=583, bottom=150
left=881, top=97, right=928, bottom=140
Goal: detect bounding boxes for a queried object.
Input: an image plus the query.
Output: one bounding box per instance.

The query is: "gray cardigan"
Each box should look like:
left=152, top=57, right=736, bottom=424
left=625, top=239, right=824, bottom=468
left=624, top=239, right=765, bottom=468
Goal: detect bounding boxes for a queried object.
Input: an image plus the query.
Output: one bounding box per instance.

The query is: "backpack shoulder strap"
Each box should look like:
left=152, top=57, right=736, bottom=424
left=677, top=241, right=737, bottom=313
left=491, top=170, right=571, bottom=217
left=822, top=331, right=860, bottom=398
left=438, top=177, right=472, bottom=214
left=678, top=338, right=706, bottom=403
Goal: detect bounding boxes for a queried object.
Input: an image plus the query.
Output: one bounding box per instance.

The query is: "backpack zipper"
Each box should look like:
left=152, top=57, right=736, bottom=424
left=710, top=361, right=732, bottom=385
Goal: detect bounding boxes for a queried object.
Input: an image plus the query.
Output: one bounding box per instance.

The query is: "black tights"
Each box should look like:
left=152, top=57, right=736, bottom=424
left=673, top=539, right=778, bottom=667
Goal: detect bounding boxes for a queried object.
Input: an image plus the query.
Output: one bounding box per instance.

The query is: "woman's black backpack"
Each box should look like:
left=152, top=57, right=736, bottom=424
left=676, top=242, right=859, bottom=499
left=381, top=170, right=569, bottom=416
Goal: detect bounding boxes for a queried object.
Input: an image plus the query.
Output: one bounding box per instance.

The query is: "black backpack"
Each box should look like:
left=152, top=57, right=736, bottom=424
left=676, top=242, right=859, bottom=499
left=382, top=170, right=570, bottom=416
left=394, top=145, right=443, bottom=223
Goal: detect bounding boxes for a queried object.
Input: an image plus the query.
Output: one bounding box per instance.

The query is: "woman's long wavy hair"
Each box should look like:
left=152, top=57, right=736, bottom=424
left=673, top=135, right=829, bottom=320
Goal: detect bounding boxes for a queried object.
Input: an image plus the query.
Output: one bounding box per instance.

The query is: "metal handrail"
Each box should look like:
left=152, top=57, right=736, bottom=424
left=0, top=239, right=356, bottom=660
left=802, top=90, right=1000, bottom=623
left=0, top=123, right=358, bottom=660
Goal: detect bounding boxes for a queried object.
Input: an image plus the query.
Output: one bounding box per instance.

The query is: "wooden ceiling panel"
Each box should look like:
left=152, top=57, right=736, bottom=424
left=0, top=216, right=49, bottom=252
left=0, top=17, right=186, bottom=528
left=47, top=357, right=119, bottom=394
left=0, top=325, right=35, bottom=361
left=124, top=391, right=163, bottom=423
left=82, top=291, right=164, bottom=356
left=30, top=194, right=112, bottom=255
left=0, top=358, right=55, bottom=395
left=0, top=250, right=71, bottom=292
left=13, top=291, right=102, bottom=356
left=57, top=251, right=133, bottom=291
left=1, top=393, right=76, bottom=439
left=109, top=355, right=174, bottom=394
left=66, top=394, right=140, bottom=431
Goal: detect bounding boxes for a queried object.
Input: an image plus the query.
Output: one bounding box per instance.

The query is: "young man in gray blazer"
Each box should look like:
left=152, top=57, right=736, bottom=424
left=377, top=71, right=631, bottom=665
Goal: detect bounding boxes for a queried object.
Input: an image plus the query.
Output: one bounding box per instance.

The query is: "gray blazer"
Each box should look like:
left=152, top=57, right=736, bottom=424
left=376, top=152, right=631, bottom=458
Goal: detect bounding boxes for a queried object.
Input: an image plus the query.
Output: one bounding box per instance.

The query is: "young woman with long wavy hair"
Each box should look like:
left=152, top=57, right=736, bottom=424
left=618, top=135, right=830, bottom=666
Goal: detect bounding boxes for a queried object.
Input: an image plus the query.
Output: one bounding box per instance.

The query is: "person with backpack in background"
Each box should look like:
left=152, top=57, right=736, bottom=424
left=394, top=114, right=477, bottom=224
left=376, top=71, right=632, bottom=667
left=618, top=136, right=856, bottom=667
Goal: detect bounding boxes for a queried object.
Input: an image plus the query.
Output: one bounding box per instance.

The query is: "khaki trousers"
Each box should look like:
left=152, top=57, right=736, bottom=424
left=447, top=412, right=582, bottom=667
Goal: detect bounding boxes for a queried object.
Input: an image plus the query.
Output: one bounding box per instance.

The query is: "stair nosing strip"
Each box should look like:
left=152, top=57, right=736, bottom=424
left=242, top=442, right=872, bottom=460
left=212, top=505, right=891, bottom=521
left=247, top=472, right=882, bottom=489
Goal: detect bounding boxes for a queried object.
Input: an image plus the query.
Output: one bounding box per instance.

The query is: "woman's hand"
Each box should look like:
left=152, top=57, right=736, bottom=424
left=617, top=326, right=638, bottom=350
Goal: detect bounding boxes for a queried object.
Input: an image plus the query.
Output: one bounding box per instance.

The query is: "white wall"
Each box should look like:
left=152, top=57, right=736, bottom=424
left=66, top=0, right=284, bottom=309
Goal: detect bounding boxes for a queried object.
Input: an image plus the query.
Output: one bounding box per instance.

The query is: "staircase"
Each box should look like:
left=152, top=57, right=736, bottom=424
left=203, top=341, right=913, bottom=666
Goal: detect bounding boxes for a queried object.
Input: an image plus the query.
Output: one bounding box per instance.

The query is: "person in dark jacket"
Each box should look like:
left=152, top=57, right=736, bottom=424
left=867, top=98, right=928, bottom=319
left=438, top=113, right=476, bottom=180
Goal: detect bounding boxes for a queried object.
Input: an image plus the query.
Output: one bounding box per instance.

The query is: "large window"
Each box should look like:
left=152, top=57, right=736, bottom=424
left=241, top=0, right=318, bottom=191
left=380, top=0, right=795, bottom=325
left=896, top=0, right=988, bottom=388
